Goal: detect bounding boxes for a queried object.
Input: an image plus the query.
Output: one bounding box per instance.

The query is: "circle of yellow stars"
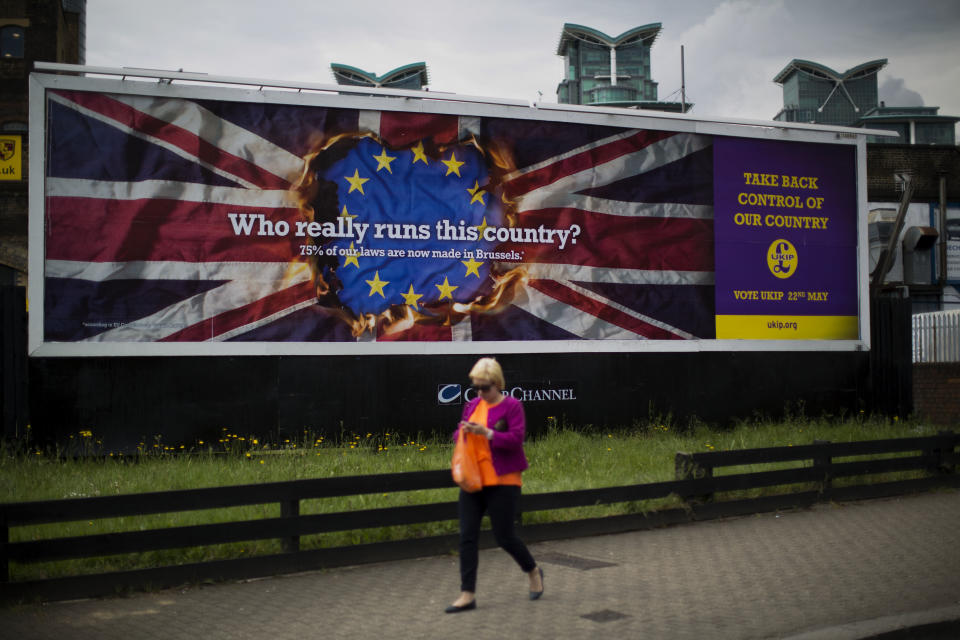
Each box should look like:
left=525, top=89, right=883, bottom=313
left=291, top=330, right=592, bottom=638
left=339, top=142, right=495, bottom=311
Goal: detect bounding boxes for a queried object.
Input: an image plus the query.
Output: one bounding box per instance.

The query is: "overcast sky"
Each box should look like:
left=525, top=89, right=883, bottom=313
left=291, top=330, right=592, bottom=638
left=85, top=0, right=960, bottom=122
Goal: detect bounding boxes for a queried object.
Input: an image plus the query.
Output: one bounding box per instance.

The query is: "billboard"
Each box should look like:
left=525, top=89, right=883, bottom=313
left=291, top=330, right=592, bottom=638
left=941, top=203, right=960, bottom=283
left=29, top=73, right=869, bottom=356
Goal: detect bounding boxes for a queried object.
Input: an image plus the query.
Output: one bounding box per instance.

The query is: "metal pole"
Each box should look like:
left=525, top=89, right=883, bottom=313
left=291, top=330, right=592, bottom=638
left=681, top=45, right=686, bottom=113
left=939, top=173, right=948, bottom=290
left=872, top=172, right=915, bottom=288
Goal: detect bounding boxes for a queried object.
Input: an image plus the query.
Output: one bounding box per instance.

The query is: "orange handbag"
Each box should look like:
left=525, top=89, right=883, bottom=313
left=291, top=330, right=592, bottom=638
left=451, top=427, right=483, bottom=492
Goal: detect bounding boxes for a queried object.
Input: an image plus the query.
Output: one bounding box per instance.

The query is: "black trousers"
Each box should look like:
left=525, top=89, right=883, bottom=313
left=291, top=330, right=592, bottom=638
left=458, top=485, right=536, bottom=592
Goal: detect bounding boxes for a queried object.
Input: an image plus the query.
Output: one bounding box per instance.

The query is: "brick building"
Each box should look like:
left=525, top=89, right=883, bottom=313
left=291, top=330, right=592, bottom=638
left=0, top=0, right=84, bottom=285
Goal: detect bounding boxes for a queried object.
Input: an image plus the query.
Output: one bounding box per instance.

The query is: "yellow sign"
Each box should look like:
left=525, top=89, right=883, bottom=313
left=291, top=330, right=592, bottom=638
left=716, top=314, right=858, bottom=340
left=0, top=135, right=23, bottom=181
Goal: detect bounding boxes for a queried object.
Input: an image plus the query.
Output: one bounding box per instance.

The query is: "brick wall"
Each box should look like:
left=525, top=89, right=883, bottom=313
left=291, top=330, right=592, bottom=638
left=913, top=362, right=960, bottom=425
left=867, top=145, right=960, bottom=202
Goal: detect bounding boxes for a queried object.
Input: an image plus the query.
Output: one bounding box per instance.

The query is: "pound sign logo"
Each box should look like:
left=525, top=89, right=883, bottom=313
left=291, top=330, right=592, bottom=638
left=767, top=239, right=798, bottom=279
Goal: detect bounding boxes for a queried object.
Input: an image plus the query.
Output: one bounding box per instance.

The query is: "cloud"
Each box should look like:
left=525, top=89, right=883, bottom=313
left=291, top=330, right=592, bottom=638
left=656, top=1, right=788, bottom=119
left=878, top=77, right=924, bottom=107
left=83, top=0, right=960, bottom=121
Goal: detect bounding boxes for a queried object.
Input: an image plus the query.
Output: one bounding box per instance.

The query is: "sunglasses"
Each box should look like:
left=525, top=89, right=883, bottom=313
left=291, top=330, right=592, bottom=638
left=472, top=383, right=494, bottom=393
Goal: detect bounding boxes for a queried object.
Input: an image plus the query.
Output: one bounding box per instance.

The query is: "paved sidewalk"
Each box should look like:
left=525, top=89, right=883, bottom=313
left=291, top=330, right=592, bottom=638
left=2, top=490, right=959, bottom=640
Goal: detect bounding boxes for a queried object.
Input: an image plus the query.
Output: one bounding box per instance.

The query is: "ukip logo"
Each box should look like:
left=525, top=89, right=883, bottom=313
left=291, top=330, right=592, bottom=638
left=0, top=139, right=15, bottom=162
left=767, top=239, right=798, bottom=279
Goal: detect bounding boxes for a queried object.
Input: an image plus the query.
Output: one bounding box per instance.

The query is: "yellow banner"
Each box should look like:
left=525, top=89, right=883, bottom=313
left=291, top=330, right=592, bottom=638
left=0, top=135, right=22, bottom=181
left=716, top=315, right=859, bottom=340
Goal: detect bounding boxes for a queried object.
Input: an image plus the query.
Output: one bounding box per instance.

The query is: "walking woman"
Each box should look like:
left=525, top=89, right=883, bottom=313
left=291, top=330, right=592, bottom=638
left=446, top=357, right=543, bottom=613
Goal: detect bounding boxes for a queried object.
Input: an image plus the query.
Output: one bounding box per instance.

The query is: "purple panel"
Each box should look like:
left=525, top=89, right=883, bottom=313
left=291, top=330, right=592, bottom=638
left=713, top=137, right=858, bottom=318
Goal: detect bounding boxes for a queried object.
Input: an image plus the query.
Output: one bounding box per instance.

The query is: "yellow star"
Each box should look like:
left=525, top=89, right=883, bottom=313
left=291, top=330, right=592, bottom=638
left=401, top=284, right=424, bottom=310
left=345, top=169, right=369, bottom=195
left=343, top=242, right=359, bottom=269
left=340, top=205, right=357, bottom=220
left=442, top=152, right=465, bottom=177
left=476, top=216, right=490, bottom=238
left=365, top=270, right=389, bottom=298
left=411, top=140, right=428, bottom=165
left=462, top=257, right=483, bottom=278
left=435, top=276, right=458, bottom=300
left=467, top=181, right=486, bottom=205
left=373, top=148, right=396, bottom=173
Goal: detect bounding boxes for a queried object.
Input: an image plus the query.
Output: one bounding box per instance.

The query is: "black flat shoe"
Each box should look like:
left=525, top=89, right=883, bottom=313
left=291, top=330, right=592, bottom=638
left=445, top=600, right=477, bottom=613
left=529, top=567, right=544, bottom=600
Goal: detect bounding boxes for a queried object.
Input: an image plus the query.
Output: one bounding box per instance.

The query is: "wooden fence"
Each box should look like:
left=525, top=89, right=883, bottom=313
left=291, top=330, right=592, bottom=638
left=3, top=432, right=959, bottom=603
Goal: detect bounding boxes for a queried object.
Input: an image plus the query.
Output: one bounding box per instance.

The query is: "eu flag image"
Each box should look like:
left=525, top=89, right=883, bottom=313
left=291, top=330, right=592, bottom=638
left=312, top=136, right=503, bottom=318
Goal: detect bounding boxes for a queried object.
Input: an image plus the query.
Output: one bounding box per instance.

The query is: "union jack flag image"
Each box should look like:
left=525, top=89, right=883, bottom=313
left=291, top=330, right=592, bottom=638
left=41, top=87, right=715, bottom=345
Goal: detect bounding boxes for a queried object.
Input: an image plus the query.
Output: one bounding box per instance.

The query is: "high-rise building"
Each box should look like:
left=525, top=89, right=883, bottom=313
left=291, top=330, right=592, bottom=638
left=331, top=62, right=428, bottom=91
left=555, top=23, right=689, bottom=112
left=773, top=58, right=957, bottom=145
left=0, top=0, right=86, bottom=285
left=772, top=58, right=886, bottom=127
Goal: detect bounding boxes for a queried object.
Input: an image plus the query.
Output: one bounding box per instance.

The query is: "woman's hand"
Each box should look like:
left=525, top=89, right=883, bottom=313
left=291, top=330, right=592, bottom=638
left=459, top=421, right=491, bottom=438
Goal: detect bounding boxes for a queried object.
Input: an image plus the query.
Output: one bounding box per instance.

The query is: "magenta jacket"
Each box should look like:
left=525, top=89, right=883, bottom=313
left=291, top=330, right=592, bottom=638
left=454, top=395, right=529, bottom=476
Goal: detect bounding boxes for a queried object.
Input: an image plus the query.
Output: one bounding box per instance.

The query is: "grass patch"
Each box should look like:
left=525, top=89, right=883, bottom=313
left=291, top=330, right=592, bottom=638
left=1, top=414, right=949, bottom=582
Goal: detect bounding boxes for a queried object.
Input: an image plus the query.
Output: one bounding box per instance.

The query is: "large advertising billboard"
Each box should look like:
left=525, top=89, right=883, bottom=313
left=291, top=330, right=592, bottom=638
left=29, top=74, right=868, bottom=355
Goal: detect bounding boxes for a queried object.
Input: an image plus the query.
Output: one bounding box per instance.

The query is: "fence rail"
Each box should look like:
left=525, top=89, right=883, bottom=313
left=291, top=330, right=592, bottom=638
left=3, top=432, right=958, bottom=602
left=913, top=310, right=960, bottom=363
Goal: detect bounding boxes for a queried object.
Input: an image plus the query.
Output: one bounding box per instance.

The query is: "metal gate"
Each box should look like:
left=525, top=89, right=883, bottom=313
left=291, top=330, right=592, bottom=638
left=870, top=290, right=913, bottom=417
left=912, top=310, right=960, bottom=363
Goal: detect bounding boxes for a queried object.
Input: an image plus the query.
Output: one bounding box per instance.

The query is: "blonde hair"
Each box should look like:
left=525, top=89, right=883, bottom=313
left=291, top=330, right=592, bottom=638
left=469, top=357, right=505, bottom=389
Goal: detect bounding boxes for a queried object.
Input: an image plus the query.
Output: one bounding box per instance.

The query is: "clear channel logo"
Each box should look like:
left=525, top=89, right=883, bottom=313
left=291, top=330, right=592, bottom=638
left=437, top=382, right=578, bottom=405
left=437, top=384, right=463, bottom=405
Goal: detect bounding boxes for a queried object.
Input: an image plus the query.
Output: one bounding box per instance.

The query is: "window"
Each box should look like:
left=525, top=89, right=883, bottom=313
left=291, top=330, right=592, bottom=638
left=915, top=122, right=955, bottom=145
left=1, top=25, right=25, bottom=59
left=866, top=123, right=907, bottom=144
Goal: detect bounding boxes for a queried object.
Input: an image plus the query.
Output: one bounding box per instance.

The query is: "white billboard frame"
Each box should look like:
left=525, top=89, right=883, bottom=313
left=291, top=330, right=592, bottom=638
left=29, top=65, right=885, bottom=357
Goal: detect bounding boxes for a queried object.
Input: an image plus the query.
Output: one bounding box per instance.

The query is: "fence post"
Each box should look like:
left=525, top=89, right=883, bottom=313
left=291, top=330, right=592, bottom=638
left=675, top=452, right=713, bottom=503
left=813, top=440, right=832, bottom=501
left=946, top=431, right=959, bottom=474
left=931, top=431, right=956, bottom=476
left=0, top=507, right=8, bottom=583
left=280, top=499, right=300, bottom=553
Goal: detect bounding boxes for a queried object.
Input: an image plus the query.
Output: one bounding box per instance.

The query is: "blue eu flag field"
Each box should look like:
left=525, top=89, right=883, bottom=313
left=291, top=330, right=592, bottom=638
left=319, top=136, right=504, bottom=317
